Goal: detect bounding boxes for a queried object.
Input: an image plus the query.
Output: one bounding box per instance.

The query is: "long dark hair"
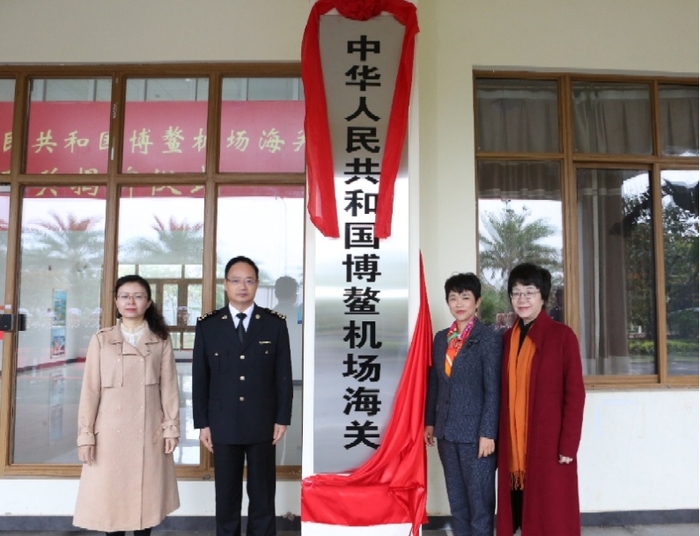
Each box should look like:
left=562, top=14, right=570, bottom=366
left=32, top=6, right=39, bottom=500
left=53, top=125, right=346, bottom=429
left=115, top=275, right=169, bottom=341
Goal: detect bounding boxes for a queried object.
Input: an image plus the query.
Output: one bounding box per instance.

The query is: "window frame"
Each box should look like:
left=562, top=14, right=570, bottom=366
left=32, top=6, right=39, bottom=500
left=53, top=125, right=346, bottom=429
left=473, top=70, right=699, bottom=390
left=0, top=63, right=304, bottom=479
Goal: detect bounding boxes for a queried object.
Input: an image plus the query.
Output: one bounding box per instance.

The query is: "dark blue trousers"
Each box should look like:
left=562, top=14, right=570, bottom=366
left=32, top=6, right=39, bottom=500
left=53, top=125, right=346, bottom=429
left=437, top=439, right=496, bottom=536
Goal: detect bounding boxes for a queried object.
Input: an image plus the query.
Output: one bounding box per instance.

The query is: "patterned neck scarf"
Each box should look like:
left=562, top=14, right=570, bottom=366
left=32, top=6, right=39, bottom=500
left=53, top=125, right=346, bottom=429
left=444, top=316, right=477, bottom=377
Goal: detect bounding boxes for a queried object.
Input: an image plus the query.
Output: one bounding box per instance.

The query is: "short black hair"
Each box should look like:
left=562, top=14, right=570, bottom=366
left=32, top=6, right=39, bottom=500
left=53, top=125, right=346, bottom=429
left=224, top=256, right=259, bottom=279
left=275, top=276, right=298, bottom=301
left=444, top=272, right=482, bottom=301
left=507, top=263, right=552, bottom=305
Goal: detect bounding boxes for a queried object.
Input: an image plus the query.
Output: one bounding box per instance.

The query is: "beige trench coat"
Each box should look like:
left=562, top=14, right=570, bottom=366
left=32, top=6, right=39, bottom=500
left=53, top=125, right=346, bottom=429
left=73, top=322, right=180, bottom=532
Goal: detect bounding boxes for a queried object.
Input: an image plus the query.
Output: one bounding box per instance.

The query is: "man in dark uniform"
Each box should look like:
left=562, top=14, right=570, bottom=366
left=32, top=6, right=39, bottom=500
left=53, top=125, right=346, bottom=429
left=192, top=256, right=293, bottom=536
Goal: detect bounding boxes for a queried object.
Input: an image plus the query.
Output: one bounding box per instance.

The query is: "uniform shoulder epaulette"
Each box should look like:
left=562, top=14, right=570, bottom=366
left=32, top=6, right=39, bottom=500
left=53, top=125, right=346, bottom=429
left=197, top=309, right=218, bottom=322
left=263, top=308, right=286, bottom=321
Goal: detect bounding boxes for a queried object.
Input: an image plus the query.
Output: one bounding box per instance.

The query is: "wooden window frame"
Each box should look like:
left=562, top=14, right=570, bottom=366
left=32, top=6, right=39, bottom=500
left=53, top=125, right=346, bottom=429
left=0, top=63, right=303, bottom=479
left=473, top=70, right=699, bottom=391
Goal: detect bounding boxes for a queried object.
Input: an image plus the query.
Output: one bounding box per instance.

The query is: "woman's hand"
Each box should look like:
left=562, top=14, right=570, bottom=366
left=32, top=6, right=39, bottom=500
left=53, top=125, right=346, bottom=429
left=165, top=437, right=179, bottom=454
left=558, top=454, right=573, bottom=464
left=78, top=445, right=95, bottom=465
left=478, top=436, right=495, bottom=458
left=424, top=426, right=435, bottom=447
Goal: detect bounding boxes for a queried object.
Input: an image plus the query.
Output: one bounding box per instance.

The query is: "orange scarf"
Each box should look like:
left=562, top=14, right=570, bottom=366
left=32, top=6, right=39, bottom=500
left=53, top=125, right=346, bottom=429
left=508, top=322, right=536, bottom=490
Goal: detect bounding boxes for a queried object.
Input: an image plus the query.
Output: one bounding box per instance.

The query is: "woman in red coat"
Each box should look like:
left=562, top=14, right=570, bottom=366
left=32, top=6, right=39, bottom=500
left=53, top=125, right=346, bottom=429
left=496, top=263, right=585, bottom=536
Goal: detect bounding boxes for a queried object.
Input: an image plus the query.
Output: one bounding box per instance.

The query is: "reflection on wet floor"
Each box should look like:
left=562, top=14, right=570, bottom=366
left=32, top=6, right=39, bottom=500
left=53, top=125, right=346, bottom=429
left=10, top=360, right=302, bottom=466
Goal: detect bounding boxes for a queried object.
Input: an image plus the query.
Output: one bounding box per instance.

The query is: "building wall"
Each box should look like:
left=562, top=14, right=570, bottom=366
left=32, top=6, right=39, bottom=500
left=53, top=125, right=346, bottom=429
left=0, top=0, right=697, bottom=520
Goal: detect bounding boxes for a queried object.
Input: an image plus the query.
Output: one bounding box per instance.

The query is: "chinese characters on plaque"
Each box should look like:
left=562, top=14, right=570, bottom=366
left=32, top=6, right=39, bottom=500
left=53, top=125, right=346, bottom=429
left=313, top=13, right=409, bottom=474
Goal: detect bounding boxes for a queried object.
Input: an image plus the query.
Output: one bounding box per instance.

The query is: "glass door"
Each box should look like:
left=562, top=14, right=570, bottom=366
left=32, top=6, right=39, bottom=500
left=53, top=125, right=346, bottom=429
left=0, top=185, right=9, bottom=422
left=12, top=186, right=106, bottom=464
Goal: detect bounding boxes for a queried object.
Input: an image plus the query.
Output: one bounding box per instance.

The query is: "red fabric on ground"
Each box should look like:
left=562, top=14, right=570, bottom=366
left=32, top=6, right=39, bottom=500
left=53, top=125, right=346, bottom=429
left=301, top=256, right=433, bottom=535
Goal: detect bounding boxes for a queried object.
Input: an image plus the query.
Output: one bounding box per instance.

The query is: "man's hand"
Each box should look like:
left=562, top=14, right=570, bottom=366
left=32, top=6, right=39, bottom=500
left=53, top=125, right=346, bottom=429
left=272, top=424, right=287, bottom=445
left=199, top=427, right=214, bottom=453
left=78, top=445, right=95, bottom=465
left=424, top=426, right=435, bottom=447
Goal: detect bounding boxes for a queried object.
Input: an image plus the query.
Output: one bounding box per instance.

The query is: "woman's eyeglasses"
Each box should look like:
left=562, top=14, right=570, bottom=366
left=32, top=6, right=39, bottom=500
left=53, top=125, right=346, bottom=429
left=510, top=290, right=540, bottom=300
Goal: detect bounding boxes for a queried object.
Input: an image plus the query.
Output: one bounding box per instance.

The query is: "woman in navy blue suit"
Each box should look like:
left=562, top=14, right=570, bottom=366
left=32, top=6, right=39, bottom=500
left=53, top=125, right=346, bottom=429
left=425, top=273, right=502, bottom=536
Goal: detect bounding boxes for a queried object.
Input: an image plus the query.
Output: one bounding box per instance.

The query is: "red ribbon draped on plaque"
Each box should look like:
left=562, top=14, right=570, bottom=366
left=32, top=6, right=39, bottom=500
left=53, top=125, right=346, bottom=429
left=301, top=0, right=419, bottom=238
left=301, top=256, right=432, bottom=535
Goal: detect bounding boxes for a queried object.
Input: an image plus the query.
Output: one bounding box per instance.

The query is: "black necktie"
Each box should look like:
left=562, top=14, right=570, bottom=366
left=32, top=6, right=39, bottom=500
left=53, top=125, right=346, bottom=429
left=236, top=312, right=246, bottom=343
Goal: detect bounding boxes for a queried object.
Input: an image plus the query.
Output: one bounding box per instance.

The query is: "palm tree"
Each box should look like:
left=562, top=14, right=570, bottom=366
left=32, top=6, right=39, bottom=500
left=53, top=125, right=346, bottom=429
left=479, top=204, right=561, bottom=286
left=120, top=215, right=204, bottom=265
left=478, top=204, right=561, bottom=324
left=25, top=212, right=105, bottom=272
left=20, top=211, right=105, bottom=320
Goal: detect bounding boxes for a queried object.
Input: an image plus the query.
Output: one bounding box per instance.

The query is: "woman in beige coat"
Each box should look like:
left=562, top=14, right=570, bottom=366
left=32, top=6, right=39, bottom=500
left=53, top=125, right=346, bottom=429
left=74, top=275, right=180, bottom=536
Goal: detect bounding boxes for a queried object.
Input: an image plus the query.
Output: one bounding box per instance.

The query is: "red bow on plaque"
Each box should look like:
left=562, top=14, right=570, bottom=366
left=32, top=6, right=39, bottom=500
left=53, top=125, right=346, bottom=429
left=301, top=0, right=419, bottom=239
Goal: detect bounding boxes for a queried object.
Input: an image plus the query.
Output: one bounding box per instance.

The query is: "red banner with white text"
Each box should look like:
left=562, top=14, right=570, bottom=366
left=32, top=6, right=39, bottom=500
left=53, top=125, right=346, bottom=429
left=0, top=100, right=304, bottom=175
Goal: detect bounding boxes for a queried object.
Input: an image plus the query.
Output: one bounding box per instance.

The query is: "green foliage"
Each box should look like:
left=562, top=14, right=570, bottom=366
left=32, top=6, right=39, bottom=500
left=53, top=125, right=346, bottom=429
left=479, top=283, right=510, bottom=325
left=622, top=179, right=698, bottom=339
left=668, top=308, right=699, bottom=340
left=628, top=339, right=699, bottom=358
left=479, top=205, right=561, bottom=284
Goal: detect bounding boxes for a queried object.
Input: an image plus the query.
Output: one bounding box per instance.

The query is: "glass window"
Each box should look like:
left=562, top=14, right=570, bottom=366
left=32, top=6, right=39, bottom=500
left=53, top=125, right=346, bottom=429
left=572, top=81, right=653, bottom=155
left=117, top=184, right=205, bottom=465
left=26, top=78, right=112, bottom=174
left=577, top=169, right=657, bottom=376
left=219, top=77, right=305, bottom=173
left=0, top=79, right=15, bottom=174
left=216, top=184, right=304, bottom=465
left=476, top=74, right=699, bottom=385
left=475, top=78, right=559, bottom=153
left=0, top=185, right=9, bottom=415
left=477, top=160, right=564, bottom=329
left=659, top=84, right=699, bottom=157
left=13, top=186, right=106, bottom=463
left=122, top=78, right=209, bottom=174
left=222, top=77, right=304, bottom=101
left=661, top=169, right=699, bottom=375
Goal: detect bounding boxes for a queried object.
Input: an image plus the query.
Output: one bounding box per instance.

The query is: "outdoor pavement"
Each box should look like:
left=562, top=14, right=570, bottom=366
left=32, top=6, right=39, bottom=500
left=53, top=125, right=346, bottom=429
left=0, top=527, right=697, bottom=536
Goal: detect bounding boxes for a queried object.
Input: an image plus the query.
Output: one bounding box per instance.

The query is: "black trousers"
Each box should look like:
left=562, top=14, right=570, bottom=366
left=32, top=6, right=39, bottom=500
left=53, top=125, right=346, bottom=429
left=511, top=489, right=524, bottom=533
left=213, top=442, right=277, bottom=536
left=106, top=530, right=151, bottom=536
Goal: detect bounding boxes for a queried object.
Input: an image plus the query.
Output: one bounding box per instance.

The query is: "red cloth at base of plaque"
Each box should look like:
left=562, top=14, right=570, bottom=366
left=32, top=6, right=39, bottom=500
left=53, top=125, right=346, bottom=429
left=301, top=256, right=433, bottom=535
